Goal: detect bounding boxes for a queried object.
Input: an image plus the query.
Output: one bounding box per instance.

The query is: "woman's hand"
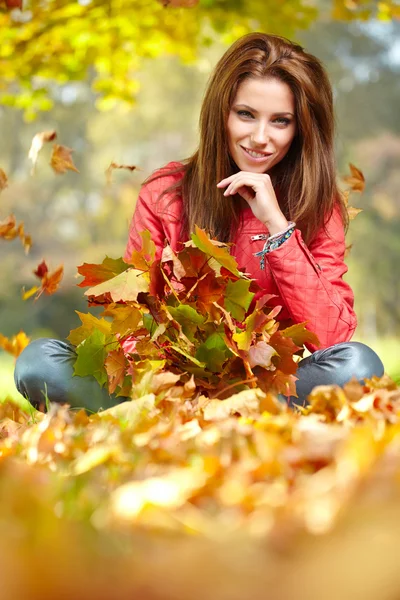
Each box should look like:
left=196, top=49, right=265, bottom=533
left=217, top=171, right=288, bottom=235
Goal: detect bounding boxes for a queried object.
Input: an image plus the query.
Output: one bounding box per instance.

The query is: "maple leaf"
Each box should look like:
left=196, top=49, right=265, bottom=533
left=343, top=163, right=365, bottom=193
left=102, top=304, right=143, bottom=337
left=105, top=348, right=127, bottom=394
left=67, top=311, right=112, bottom=346
left=191, top=226, right=240, bottom=276
left=248, top=341, right=277, bottom=370
left=224, top=279, right=255, bottom=321
left=105, top=161, right=139, bottom=185
left=23, top=261, right=64, bottom=300
left=50, top=144, right=79, bottom=175
left=85, top=268, right=149, bottom=303
left=0, top=331, right=30, bottom=357
left=77, top=256, right=129, bottom=288
left=74, top=329, right=117, bottom=387
left=0, top=168, right=8, bottom=192
left=125, top=230, right=156, bottom=269
left=28, top=130, right=57, bottom=173
left=280, top=322, right=320, bottom=349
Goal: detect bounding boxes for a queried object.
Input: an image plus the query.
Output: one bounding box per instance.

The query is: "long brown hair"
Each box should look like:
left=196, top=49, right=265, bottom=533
left=146, top=32, right=348, bottom=245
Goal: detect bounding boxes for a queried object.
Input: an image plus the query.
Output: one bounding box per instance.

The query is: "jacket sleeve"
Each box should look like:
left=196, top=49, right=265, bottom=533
left=124, top=179, right=167, bottom=262
left=265, top=205, right=357, bottom=351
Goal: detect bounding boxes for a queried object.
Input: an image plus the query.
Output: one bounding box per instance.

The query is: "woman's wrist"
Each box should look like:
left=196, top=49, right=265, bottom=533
left=262, top=215, right=289, bottom=235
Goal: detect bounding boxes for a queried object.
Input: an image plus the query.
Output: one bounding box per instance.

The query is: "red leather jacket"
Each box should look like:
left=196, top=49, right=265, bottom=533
left=124, top=162, right=357, bottom=352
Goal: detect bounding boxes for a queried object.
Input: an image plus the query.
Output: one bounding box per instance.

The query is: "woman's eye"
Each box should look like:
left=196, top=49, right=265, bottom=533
left=237, top=110, right=253, bottom=118
left=274, top=117, right=291, bottom=125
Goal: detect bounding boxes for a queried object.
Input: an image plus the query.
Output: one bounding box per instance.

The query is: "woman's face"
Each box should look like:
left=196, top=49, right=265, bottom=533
left=226, top=76, right=297, bottom=173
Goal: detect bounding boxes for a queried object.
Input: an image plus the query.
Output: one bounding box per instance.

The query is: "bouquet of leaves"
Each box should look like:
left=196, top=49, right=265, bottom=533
left=69, top=227, right=319, bottom=405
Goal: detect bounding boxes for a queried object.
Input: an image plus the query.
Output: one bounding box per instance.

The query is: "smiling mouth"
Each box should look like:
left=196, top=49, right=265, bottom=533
left=241, top=146, right=273, bottom=159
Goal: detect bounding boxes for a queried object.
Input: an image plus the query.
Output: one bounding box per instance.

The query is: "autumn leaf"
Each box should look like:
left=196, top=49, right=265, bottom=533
left=224, top=279, right=254, bottom=321
left=105, top=348, right=127, bottom=394
left=203, top=388, right=265, bottom=421
left=50, top=144, right=79, bottom=175
left=125, top=230, right=156, bottom=269
left=342, top=189, right=363, bottom=221
left=0, top=331, right=30, bottom=357
left=23, top=260, right=64, bottom=300
left=102, top=304, right=143, bottom=337
left=67, top=311, right=112, bottom=346
left=77, top=256, right=129, bottom=288
left=248, top=341, right=277, bottom=370
left=85, top=268, right=150, bottom=303
left=0, top=168, right=8, bottom=192
left=28, top=130, right=57, bottom=173
left=0, top=214, right=32, bottom=253
left=191, top=226, right=240, bottom=276
left=343, top=163, right=365, bottom=193
left=74, top=329, right=117, bottom=387
left=105, top=161, right=139, bottom=185
left=280, top=322, right=320, bottom=349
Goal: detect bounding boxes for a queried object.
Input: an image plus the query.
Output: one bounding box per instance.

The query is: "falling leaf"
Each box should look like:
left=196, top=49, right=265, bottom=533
left=105, top=161, right=139, bottom=185
left=50, top=144, right=79, bottom=175
left=343, top=163, right=365, bottom=193
left=0, top=214, right=32, bottom=254
left=28, top=130, right=57, bottom=173
left=0, top=168, right=8, bottom=192
left=24, top=260, right=64, bottom=300
left=67, top=311, right=112, bottom=346
left=0, top=331, right=30, bottom=357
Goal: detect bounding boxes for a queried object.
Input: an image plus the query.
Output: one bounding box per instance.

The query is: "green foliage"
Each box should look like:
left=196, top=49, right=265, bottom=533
left=1, top=0, right=316, bottom=116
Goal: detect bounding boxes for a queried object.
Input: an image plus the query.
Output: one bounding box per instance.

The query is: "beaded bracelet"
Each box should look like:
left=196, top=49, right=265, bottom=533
left=254, top=222, right=296, bottom=270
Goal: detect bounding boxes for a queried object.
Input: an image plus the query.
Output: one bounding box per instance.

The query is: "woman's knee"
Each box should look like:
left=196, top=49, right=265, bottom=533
left=335, top=341, right=384, bottom=381
left=14, top=338, right=76, bottom=407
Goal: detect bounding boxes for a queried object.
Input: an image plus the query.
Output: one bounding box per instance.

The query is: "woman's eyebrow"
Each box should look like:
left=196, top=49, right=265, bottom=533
left=233, top=103, right=294, bottom=117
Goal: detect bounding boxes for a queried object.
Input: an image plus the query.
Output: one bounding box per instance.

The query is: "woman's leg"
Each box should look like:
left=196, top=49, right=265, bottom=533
left=14, top=338, right=126, bottom=413
left=291, top=341, right=385, bottom=408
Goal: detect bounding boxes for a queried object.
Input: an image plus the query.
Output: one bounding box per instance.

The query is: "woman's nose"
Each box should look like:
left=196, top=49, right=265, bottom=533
left=250, top=123, right=270, bottom=145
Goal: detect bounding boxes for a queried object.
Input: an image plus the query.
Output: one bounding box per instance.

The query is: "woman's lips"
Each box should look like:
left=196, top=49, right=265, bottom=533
left=241, top=146, right=273, bottom=162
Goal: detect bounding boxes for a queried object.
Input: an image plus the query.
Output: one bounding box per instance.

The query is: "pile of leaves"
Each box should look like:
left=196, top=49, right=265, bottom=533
left=70, top=227, right=318, bottom=406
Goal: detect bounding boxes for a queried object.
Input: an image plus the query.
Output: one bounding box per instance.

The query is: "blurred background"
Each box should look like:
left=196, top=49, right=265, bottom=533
left=1, top=0, right=399, bottom=398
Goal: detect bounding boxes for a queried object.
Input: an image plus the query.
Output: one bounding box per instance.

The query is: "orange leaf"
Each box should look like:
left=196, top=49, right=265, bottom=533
left=343, top=163, right=365, bottom=193
left=50, top=144, right=79, bottom=175
left=0, top=214, right=32, bottom=254
left=105, top=349, right=127, bottom=394
left=0, top=331, right=30, bottom=358
left=25, top=261, right=64, bottom=300
left=0, top=168, right=8, bottom=192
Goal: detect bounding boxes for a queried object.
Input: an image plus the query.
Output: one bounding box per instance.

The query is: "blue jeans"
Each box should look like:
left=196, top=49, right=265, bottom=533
left=14, top=338, right=384, bottom=412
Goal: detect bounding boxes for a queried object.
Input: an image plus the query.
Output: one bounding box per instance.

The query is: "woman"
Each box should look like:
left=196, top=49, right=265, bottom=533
left=15, top=32, right=384, bottom=412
